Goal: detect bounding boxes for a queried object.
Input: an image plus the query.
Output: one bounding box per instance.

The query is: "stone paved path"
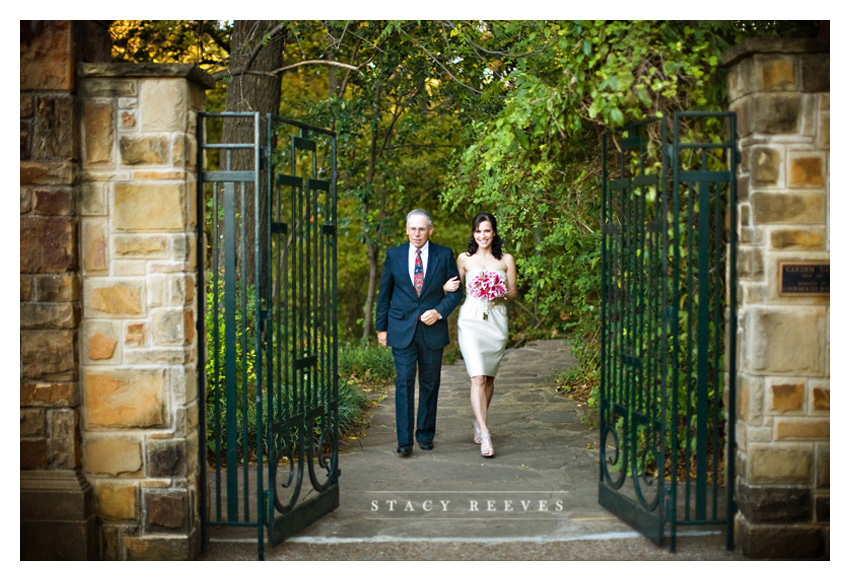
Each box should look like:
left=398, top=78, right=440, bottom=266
left=200, top=340, right=745, bottom=560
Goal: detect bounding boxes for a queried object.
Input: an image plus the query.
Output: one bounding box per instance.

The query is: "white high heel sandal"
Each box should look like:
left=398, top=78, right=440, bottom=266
left=473, top=420, right=482, bottom=444
left=480, top=433, right=494, bottom=458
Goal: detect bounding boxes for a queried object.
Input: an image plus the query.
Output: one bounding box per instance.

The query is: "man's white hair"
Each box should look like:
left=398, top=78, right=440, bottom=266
left=406, top=209, right=433, bottom=228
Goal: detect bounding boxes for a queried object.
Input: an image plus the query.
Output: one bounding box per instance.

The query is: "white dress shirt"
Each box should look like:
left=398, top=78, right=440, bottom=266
left=408, top=241, right=429, bottom=287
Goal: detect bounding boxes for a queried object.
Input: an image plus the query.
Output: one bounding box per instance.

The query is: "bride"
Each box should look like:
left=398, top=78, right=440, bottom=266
left=443, top=212, right=518, bottom=457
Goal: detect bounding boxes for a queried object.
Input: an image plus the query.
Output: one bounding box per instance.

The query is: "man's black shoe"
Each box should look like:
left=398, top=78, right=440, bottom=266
left=418, top=441, right=434, bottom=451
left=396, top=446, right=412, bottom=456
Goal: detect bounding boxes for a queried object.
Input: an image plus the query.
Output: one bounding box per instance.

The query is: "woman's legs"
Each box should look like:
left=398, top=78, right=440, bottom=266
left=470, top=375, right=493, bottom=432
left=470, top=375, right=496, bottom=456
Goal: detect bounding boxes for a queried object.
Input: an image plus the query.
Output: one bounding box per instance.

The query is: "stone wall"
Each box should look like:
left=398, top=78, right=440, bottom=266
left=78, top=63, right=214, bottom=560
left=723, top=38, right=829, bottom=559
left=20, top=20, right=110, bottom=560
left=21, top=21, right=214, bottom=560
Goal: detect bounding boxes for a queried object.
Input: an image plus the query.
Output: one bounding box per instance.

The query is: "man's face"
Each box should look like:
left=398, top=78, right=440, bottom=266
left=407, top=214, right=433, bottom=249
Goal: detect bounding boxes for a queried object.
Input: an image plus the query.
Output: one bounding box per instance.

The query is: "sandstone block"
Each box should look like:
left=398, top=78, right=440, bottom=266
left=759, top=56, right=796, bottom=91
left=21, top=275, right=34, bottom=301
left=88, top=281, right=144, bottom=316
left=20, top=21, right=74, bottom=91
left=145, top=491, right=187, bottom=532
left=82, top=101, right=115, bottom=166
left=770, top=227, right=825, bottom=250
left=20, top=329, right=76, bottom=380
left=816, top=496, right=829, bottom=523
left=816, top=444, right=829, bottom=488
left=152, top=308, right=189, bottom=346
left=751, top=192, right=825, bottom=225
left=112, top=261, right=147, bottom=277
left=36, top=273, right=80, bottom=302
left=83, top=320, right=121, bottom=363
left=85, top=369, right=166, bottom=428
left=20, top=215, right=76, bottom=273
left=81, top=78, right=137, bottom=99
left=747, top=307, right=826, bottom=376
left=147, top=274, right=168, bottom=308
left=147, top=439, right=187, bottom=478
left=114, top=183, right=186, bottom=232
left=33, top=95, right=77, bottom=160
left=113, top=234, right=169, bottom=258
left=736, top=247, right=764, bottom=279
left=124, top=535, right=193, bottom=561
left=82, top=219, right=108, bottom=274
left=20, top=381, right=78, bottom=407
left=21, top=94, right=34, bottom=118
left=20, top=302, right=78, bottom=330
left=119, top=135, right=169, bottom=166
left=749, top=445, right=812, bottom=483
left=133, top=170, right=186, bottom=181
left=738, top=482, right=811, bottom=523
left=750, top=94, right=801, bottom=134
left=170, top=274, right=195, bottom=305
left=33, top=187, right=74, bottom=216
left=818, top=111, right=829, bottom=149
left=776, top=419, right=829, bottom=440
left=812, top=386, right=829, bottom=411
left=125, top=322, right=148, bottom=347
left=21, top=439, right=49, bottom=470
left=751, top=146, right=781, bottom=185
left=21, top=408, right=46, bottom=436
left=21, top=186, right=33, bottom=213
left=738, top=518, right=824, bottom=559
left=120, top=110, right=137, bottom=130
left=140, top=79, right=187, bottom=132
left=124, top=348, right=192, bottom=365
left=85, top=437, right=142, bottom=476
left=80, top=182, right=106, bottom=216
left=789, top=154, right=825, bottom=188
left=50, top=408, right=81, bottom=469
left=801, top=53, right=829, bottom=93
left=96, top=481, right=138, bottom=521
left=770, top=382, right=804, bottom=413
left=20, top=160, right=76, bottom=185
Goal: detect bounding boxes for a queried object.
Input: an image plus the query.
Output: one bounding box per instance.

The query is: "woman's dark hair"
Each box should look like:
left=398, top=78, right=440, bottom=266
left=466, top=212, right=503, bottom=259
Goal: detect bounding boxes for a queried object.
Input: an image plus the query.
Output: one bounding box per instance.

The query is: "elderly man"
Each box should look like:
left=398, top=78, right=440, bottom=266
left=376, top=209, right=462, bottom=456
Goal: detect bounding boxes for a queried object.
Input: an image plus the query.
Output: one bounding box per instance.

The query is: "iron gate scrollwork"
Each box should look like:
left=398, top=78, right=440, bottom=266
left=197, top=112, right=338, bottom=559
left=599, top=112, right=738, bottom=551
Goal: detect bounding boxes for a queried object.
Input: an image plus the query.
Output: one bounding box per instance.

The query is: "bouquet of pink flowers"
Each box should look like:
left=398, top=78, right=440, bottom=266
left=467, top=270, right=507, bottom=316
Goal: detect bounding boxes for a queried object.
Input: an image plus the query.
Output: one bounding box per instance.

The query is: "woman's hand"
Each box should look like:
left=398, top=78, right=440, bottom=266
left=443, top=276, right=460, bottom=293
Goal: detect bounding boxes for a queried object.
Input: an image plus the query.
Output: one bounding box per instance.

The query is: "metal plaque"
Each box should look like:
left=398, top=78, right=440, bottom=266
left=779, top=262, right=829, bottom=296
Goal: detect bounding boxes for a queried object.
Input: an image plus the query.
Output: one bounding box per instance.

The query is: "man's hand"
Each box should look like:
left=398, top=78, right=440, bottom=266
left=377, top=331, right=388, bottom=347
left=419, top=309, right=442, bottom=326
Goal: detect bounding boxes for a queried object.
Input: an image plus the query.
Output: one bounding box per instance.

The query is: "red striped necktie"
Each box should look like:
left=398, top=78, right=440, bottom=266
left=414, top=249, right=424, bottom=296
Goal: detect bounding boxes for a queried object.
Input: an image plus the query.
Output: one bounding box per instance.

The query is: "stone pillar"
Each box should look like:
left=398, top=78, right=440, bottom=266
left=78, top=63, right=214, bottom=560
left=20, top=20, right=111, bottom=560
left=723, top=38, right=829, bottom=559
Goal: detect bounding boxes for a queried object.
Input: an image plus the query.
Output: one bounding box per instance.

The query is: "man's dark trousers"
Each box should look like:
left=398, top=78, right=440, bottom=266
left=392, top=322, right=444, bottom=447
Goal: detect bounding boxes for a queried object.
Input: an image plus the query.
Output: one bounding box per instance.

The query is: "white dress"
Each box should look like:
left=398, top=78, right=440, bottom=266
left=457, top=268, right=509, bottom=377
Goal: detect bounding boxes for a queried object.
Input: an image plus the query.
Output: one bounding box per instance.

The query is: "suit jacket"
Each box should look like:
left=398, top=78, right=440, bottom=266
left=375, top=241, right=462, bottom=350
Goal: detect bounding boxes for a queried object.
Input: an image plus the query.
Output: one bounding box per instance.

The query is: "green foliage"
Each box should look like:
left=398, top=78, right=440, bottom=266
left=440, top=20, right=749, bottom=404
left=203, top=277, right=370, bottom=464
left=339, top=340, right=397, bottom=386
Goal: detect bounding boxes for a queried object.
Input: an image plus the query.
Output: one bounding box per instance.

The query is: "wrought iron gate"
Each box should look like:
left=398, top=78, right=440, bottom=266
left=599, top=112, right=738, bottom=551
left=197, top=112, right=339, bottom=559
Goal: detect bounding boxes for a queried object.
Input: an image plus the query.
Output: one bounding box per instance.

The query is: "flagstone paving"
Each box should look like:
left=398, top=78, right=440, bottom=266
left=200, top=340, right=745, bottom=560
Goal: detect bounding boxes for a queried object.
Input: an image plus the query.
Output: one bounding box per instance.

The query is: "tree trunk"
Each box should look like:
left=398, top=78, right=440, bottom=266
left=220, top=20, right=285, bottom=288
left=360, top=78, right=384, bottom=341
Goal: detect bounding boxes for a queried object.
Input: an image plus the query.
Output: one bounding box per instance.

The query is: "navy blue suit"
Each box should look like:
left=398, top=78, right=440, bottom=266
left=375, top=242, right=462, bottom=447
